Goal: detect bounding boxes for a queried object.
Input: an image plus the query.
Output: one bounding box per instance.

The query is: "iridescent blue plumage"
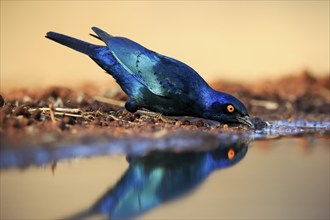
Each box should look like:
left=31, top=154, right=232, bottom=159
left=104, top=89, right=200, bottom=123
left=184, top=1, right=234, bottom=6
left=46, top=27, right=254, bottom=128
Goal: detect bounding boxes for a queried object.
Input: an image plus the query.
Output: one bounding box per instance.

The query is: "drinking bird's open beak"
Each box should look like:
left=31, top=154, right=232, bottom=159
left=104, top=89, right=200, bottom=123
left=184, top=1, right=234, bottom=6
left=236, top=115, right=255, bottom=129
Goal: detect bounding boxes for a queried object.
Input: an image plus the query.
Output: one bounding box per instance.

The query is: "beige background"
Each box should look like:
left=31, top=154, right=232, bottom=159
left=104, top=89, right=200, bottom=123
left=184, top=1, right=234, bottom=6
left=1, top=1, right=329, bottom=91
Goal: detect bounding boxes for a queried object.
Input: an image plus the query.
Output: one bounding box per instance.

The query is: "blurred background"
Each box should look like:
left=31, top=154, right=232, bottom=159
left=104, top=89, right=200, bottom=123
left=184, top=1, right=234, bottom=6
left=1, top=1, right=329, bottom=91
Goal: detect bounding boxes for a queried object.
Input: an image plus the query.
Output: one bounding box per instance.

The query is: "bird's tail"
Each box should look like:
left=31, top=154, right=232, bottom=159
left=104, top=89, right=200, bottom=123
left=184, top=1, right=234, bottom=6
left=45, top=31, right=100, bottom=58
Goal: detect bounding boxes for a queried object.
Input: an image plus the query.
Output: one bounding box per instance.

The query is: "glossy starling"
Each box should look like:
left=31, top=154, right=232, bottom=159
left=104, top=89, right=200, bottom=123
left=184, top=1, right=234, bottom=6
left=46, top=27, right=254, bottom=128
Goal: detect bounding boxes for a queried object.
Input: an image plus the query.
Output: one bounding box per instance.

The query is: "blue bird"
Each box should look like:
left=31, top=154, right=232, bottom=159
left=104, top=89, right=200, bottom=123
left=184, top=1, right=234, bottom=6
left=46, top=27, right=254, bottom=128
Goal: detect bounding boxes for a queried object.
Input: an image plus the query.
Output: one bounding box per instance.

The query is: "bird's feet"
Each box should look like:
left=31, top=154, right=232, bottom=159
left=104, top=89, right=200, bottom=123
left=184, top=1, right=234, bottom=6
left=125, top=99, right=139, bottom=113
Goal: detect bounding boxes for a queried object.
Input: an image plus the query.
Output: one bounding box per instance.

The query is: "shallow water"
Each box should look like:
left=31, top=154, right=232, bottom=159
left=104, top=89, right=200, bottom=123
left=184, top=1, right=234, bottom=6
left=0, top=122, right=329, bottom=219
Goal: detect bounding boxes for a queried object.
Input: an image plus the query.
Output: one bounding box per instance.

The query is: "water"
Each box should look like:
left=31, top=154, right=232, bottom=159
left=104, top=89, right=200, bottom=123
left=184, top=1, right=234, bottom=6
left=0, top=122, right=329, bottom=219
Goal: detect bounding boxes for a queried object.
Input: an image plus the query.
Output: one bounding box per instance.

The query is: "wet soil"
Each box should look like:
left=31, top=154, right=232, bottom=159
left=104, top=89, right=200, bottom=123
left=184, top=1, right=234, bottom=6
left=1, top=71, right=329, bottom=149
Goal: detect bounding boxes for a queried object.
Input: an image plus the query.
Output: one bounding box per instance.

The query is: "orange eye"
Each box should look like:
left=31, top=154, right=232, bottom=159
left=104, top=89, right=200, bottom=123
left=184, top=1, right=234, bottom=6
left=227, top=104, right=235, bottom=113
left=228, top=149, right=235, bottom=160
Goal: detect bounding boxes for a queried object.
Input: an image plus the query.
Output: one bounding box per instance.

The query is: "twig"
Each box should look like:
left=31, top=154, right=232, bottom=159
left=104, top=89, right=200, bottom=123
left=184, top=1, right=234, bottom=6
left=94, top=96, right=125, bottom=107
left=29, top=107, right=81, bottom=113
left=54, top=112, right=83, bottom=117
left=136, top=109, right=159, bottom=117
left=108, top=114, right=120, bottom=121
left=49, top=104, right=56, bottom=124
left=137, top=109, right=176, bottom=123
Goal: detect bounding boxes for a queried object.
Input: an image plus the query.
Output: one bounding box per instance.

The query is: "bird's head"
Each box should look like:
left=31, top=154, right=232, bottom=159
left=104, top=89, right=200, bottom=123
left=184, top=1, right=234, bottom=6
left=206, top=92, right=255, bottom=129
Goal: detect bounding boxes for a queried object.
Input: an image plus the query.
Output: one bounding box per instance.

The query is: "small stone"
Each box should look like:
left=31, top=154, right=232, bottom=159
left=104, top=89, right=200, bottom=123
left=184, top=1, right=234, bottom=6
left=175, top=120, right=184, bottom=127
left=195, top=120, right=204, bottom=127
left=13, top=105, right=31, bottom=117
left=31, top=109, right=42, bottom=120
left=251, top=117, right=269, bottom=130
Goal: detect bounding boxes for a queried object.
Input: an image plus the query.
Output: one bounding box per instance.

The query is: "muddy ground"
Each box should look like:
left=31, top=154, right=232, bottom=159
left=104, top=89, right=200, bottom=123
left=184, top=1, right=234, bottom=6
left=0, top=71, right=329, bottom=148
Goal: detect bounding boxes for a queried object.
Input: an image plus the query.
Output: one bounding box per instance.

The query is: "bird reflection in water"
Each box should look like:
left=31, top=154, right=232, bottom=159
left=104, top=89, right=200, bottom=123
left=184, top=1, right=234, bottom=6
left=69, top=138, right=250, bottom=219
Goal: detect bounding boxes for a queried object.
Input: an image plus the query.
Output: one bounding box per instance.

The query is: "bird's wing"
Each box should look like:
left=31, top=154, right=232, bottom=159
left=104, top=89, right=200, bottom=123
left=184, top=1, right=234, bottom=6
left=92, top=27, right=207, bottom=98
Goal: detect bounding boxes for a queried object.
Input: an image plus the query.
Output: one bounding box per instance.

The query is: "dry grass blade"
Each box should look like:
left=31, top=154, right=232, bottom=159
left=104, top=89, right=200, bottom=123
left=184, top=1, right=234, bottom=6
left=29, top=107, right=83, bottom=119
left=94, top=96, right=125, bottom=107
left=48, top=104, right=56, bottom=124
left=29, top=107, right=81, bottom=113
left=54, top=112, right=83, bottom=117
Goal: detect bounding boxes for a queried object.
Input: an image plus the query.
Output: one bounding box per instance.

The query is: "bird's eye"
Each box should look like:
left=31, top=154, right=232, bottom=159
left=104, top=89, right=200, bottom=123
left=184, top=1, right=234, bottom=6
left=227, top=104, right=235, bottom=113
left=228, top=148, right=235, bottom=160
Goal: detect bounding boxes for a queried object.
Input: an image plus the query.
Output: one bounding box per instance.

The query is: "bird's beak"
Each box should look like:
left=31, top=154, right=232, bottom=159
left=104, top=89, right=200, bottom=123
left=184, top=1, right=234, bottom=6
left=236, top=115, right=255, bottom=129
